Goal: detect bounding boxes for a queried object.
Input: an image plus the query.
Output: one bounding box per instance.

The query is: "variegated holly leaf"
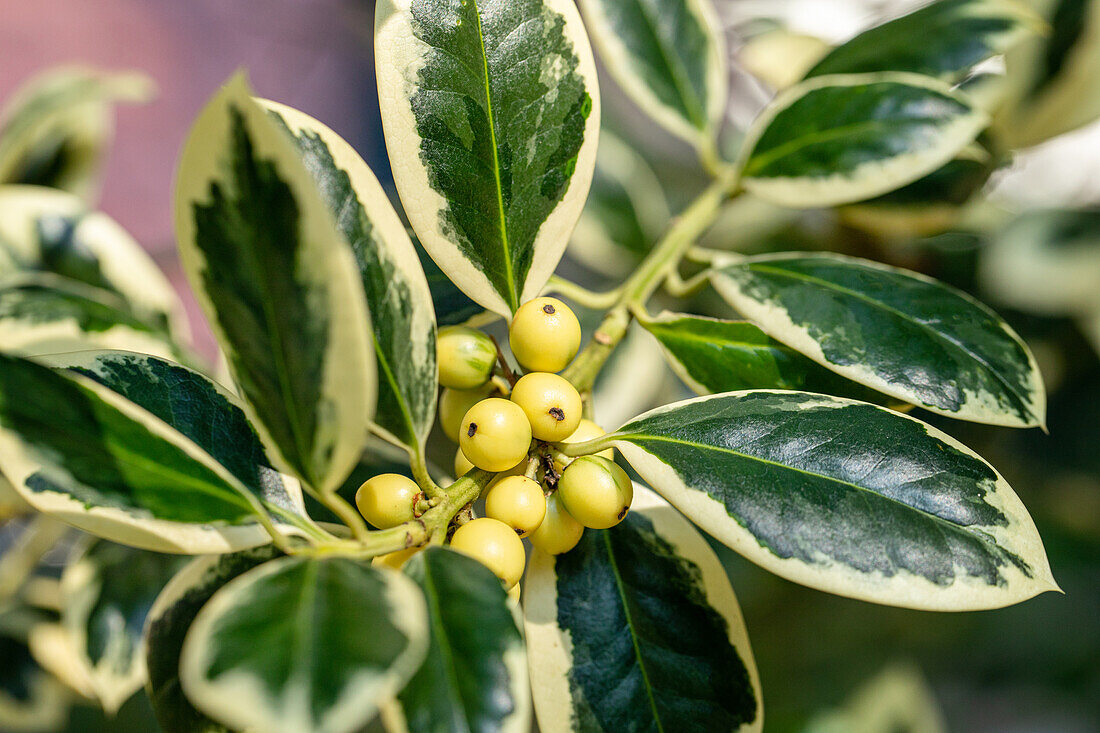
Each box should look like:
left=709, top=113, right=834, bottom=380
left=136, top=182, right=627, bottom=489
left=0, top=185, right=186, bottom=335
left=144, top=546, right=282, bottom=733
left=639, top=311, right=878, bottom=399
left=263, top=100, right=438, bottom=455
left=375, top=0, right=601, bottom=316
left=586, top=391, right=1058, bottom=611
left=174, top=73, right=375, bottom=493
left=179, top=556, right=429, bottom=733
left=579, top=0, right=726, bottom=150
left=739, top=73, right=988, bottom=208
left=1004, top=0, right=1100, bottom=147
left=390, top=547, right=530, bottom=733
left=524, top=485, right=762, bottom=732
left=804, top=0, right=1042, bottom=82
left=0, top=615, right=70, bottom=733
left=980, top=207, right=1100, bottom=316
left=708, top=252, right=1046, bottom=427
left=0, top=67, right=154, bottom=200
left=0, top=273, right=176, bottom=360
left=417, top=239, right=485, bottom=327
left=569, top=133, right=670, bottom=278
left=0, top=351, right=303, bottom=553
left=60, top=539, right=188, bottom=714
left=839, top=137, right=999, bottom=238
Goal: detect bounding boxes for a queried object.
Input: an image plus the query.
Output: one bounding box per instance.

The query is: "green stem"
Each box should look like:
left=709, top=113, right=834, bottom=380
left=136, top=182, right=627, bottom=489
left=297, top=470, right=495, bottom=559
left=305, top=484, right=371, bottom=543
left=547, top=275, right=624, bottom=310
left=410, top=449, right=443, bottom=500
left=563, top=173, right=740, bottom=392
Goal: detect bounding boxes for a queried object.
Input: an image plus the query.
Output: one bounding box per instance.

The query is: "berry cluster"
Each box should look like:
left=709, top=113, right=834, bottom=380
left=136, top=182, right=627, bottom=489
left=354, top=297, right=633, bottom=591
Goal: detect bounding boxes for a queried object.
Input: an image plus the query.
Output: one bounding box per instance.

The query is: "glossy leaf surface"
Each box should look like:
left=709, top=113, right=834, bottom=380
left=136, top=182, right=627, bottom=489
left=265, top=101, right=438, bottom=454
left=740, top=73, right=987, bottom=208
left=179, top=556, right=429, bottom=733
left=602, top=391, right=1058, bottom=610
left=174, top=73, right=375, bottom=493
left=805, top=0, right=1040, bottom=81
left=0, top=352, right=290, bottom=553
left=579, top=0, right=726, bottom=147
left=709, top=252, right=1045, bottom=426
left=144, top=546, right=281, bottom=733
left=524, top=486, right=762, bottom=732
left=394, top=548, right=530, bottom=733
left=375, top=0, right=601, bottom=316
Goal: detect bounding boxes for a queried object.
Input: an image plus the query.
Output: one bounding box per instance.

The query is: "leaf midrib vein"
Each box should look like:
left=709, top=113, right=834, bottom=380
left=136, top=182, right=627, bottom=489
left=471, top=0, right=518, bottom=312
left=420, top=560, right=473, bottom=732
left=600, top=530, right=666, bottom=733
left=631, top=0, right=707, bottom=129
left=742, top=263, right=1033, bottom=417
left=615, top=431, right=1005, bottom=542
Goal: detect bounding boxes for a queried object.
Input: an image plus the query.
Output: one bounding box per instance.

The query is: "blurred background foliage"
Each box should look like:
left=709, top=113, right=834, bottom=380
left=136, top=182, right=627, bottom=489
left=0, top=0, right=1097, bottom=730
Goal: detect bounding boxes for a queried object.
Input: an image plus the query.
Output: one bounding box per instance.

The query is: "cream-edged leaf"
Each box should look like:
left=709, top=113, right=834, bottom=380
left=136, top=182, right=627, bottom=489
left=739, top=73, right=988, bottom=208
left=0, top=619, right=71, bottom=732
left=395, top=547, right=531, bottom=733
left=375, top=0, right=601, bottom=316
left=524, top=485, right=762, bottom=732
left=0, top=352, right=291, bottom=553
left=144, top=546, right=281, bottom=733
left=579, top=0, right=727, bottom=149
left=0, top=67, right=154, bottom=200
left=59, top=539, right=188, bottom=714
left=568, top=133, right=670, bottom=278
left=1003, top=0, right=1100, bottom=147
left=174, top=73, right=375, bottom=493
left=0, top=273, right=177, bottom=361
left=179, top=556, right=429, bottom=733
left=639, top=310, right=880, bottom=400
left=601, top=390, right=1058, bottom=611
left=262, top=101, right=438, bottom=454
left=708, top=252, right=1046, bottom=427
left=980, top=207, right=1100, bottom=317
left=804, top=0, right=1043, bottom=81
left=0, top=185, right=186, bottom=336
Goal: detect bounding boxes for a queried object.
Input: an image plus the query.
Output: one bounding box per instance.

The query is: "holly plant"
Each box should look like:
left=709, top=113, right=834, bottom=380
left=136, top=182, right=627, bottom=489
left=1, top=0, right=1086, bottom=731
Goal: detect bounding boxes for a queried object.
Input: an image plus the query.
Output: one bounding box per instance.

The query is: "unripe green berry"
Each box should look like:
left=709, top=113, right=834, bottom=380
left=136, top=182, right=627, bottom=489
left=509, top=297, right=581, bottom=372
left=450, top=517, right=526, bottom=588
left=557, top=456, right=633, bottom=529
left=510, top=372, right=582, bottom=441
left=355, top=473, right=420, bottom=529
left=437, top=326, right=496, bottom=389
left=485, top=475, right=546, bottom=537
left=555, top=418, right=614, bottom=473
left=529, top=492, right=584, bottom=555
left=439, top=385, right=492, bottom=442
left=459, top=398, right=532, bottom=471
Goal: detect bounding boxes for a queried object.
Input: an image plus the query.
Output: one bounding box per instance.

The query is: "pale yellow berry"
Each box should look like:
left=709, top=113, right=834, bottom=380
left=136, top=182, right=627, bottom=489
left=355, top=474, right=420, bottom=529
left=484, top=475, right=546, bottom=537
left=529, top=492, right=584, bottom=555
left=439, top=385, right=492, bottom=442
left=459, top=398, right=532, bottom=471
left=450, top=518, right=526, bottom=588
left=557, top=456, right=633, bottom=529
left=555, top=418, right=614, bottom=473
left=437, top=326, right=496, bottom=389
left=509, top=297, right=581, bottom=372
left=372, top=546, right=421, bottom=571
left=509, top=372, right=582, bottom=442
